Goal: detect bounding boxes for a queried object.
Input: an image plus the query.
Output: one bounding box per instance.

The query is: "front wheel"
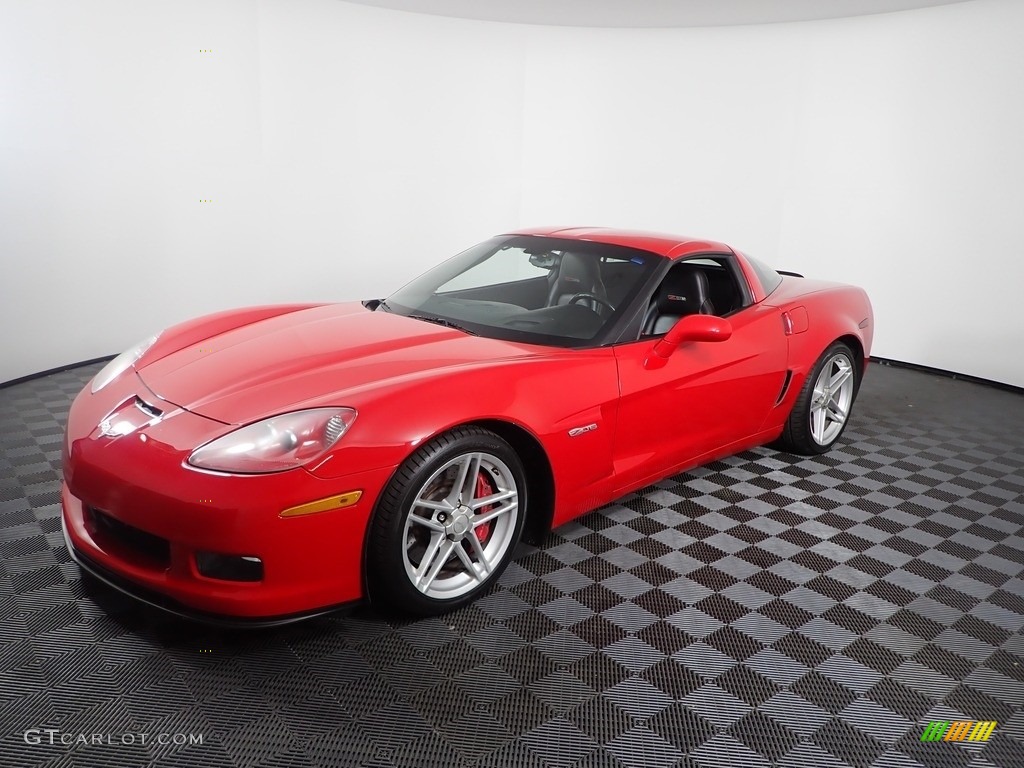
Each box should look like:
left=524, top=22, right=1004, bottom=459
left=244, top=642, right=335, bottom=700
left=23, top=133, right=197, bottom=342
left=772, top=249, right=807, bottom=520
left=367, top=427, right=526, bottom=616
left=779, top=342, right=860, bottom=455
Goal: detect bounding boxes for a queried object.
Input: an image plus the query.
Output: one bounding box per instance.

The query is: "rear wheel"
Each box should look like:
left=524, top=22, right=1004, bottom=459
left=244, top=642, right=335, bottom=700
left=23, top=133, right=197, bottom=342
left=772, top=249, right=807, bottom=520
left=367, top=426, right=526, bottom=616
left=779, top=342, right=860, bottom=455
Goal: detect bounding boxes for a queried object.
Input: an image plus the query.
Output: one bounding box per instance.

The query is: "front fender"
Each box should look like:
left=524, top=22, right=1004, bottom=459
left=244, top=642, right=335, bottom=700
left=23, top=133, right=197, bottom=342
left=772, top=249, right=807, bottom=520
left=307, top=350, right=621, bottom=520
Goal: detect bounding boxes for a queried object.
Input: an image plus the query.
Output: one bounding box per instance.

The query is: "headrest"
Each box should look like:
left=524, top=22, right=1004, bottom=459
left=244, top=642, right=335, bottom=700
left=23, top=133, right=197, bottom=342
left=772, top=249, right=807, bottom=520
left=554, top=252, right=595, bottom=287
left=656, top=265, right=709, bottom=313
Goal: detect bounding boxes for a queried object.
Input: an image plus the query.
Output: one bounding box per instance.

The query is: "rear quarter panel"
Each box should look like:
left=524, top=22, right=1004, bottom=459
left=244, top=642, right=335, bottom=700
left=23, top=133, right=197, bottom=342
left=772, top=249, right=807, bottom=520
left=760, top=277, right=874, bottom=433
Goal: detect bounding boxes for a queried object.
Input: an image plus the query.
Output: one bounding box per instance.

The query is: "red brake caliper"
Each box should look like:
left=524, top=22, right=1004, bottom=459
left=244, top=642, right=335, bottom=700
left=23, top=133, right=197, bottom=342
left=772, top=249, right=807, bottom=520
left=474, top=471, right=496, bottom=545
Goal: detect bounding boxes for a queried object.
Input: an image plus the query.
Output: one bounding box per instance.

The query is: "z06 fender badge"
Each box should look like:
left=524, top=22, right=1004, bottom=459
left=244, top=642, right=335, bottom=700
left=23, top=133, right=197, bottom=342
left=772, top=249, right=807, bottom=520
left=568, top=423, right=598, bottom=437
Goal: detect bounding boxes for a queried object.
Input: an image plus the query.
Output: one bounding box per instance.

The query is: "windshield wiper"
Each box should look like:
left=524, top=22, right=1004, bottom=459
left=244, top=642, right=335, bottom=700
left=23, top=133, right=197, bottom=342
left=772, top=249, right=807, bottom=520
left=407, top=314, right=477, bottom=336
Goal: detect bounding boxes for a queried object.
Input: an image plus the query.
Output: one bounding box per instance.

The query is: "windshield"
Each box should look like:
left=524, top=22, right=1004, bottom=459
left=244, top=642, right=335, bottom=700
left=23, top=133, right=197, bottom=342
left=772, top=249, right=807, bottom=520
left=383, top=236, right=661, bottom=347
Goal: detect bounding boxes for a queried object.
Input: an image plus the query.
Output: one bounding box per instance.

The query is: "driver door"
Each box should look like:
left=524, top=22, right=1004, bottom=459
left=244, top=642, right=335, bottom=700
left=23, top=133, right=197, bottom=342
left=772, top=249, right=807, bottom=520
left=610, top=268, right=788, bottom=494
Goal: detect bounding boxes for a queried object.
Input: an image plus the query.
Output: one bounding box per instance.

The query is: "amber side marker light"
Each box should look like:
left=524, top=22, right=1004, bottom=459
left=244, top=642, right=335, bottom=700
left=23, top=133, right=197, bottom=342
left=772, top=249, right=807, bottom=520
left=280, top=491, right=363, bottom=518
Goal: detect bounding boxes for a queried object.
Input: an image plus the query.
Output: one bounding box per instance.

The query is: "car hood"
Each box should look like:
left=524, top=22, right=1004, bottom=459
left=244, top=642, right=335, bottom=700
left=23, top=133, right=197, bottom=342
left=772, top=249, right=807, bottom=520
left=136, top=302, right=542, bottom=424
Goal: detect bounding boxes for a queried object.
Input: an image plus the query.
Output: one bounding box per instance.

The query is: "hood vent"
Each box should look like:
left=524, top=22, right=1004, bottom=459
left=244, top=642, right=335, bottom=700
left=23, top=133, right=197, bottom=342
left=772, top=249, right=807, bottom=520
left=134, top=396, right=163, bottom=419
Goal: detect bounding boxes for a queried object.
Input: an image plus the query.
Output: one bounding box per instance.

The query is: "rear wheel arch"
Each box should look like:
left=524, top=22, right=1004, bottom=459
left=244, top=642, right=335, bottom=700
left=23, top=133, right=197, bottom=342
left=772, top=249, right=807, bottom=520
left=780, top=338, right=861, bottom=455
left=836, top=333, right=865, bottom=382
left=786, top=322, right=866, bottom=393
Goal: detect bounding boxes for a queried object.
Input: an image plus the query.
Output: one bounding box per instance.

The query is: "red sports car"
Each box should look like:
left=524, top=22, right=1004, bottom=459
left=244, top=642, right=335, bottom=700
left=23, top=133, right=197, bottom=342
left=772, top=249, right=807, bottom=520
left=62, top=227, right=873, bottom=623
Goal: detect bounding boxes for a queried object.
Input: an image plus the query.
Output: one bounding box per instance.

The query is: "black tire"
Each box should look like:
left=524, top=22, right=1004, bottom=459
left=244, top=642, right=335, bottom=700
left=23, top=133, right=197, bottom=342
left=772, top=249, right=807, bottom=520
left=367, top=426, right=527, bottom=616
left=779, top=341, right=860, bottom=455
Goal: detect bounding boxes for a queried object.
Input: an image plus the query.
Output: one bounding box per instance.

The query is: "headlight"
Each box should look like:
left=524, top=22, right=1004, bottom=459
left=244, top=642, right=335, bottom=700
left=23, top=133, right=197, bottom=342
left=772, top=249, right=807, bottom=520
left=187, top=408, right=357, bottom=474
left=91, top=334, right=160, bottom=393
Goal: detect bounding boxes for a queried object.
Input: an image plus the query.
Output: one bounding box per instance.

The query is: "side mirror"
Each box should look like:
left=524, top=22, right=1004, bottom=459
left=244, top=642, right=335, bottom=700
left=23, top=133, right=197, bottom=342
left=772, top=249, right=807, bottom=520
left=650, top=315, right=732, bottom=361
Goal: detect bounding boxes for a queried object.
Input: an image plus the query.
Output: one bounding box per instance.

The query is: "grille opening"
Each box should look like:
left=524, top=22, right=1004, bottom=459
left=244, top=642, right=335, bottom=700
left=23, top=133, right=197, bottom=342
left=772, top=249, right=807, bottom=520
left=196, top=552, right=264, bottom=582
left=87, top=507, right=170, bottom=568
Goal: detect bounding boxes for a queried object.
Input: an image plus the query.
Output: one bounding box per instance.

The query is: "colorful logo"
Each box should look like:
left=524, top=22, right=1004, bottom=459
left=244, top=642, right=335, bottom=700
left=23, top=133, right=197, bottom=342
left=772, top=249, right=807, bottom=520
left=921, top=721, right=997, bottom=742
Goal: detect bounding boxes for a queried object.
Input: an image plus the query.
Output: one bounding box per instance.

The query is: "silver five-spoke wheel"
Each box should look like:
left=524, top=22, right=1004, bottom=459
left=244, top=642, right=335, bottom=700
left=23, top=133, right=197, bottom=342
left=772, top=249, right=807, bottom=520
left=809, top=352, right=855, bottom=446
left=403, top=451, right=519, bottom=600
left=779, top=341, right=861, bottom=456
left=368, top=426, right=527, bottom=615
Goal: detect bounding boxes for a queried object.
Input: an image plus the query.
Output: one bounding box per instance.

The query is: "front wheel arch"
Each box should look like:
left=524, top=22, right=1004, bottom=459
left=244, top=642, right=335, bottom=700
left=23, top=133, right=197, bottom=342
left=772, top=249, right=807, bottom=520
left=360, top=418, right=554, bottom=608
left=470, top=419, right=554, bottom=546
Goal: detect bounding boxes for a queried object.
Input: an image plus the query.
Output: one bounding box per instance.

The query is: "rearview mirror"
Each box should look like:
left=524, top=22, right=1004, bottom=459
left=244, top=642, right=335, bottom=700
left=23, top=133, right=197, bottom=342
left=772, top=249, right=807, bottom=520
left=528, top=252, right=558, bottom=269
left=650, top=315, right=732, bottom=361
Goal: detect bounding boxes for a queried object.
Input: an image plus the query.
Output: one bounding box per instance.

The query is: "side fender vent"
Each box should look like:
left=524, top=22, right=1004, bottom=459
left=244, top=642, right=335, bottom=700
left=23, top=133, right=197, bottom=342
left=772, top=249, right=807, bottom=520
left=775, top=370, right=793, bottom=405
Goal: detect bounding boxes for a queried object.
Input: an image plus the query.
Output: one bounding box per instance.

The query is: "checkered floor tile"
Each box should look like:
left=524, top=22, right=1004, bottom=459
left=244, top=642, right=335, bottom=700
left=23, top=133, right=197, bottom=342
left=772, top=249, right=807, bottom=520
left=1, top=362, right=1022, bottom=767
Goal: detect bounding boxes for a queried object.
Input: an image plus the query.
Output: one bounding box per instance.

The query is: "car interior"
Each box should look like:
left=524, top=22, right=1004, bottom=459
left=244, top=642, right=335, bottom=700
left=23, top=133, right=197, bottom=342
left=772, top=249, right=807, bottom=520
left=639, top=258, right=746, bottom=337
left=545, top=251, right=609, bottom=311
left=415, top=249, right=746, bottom=344
left=423, top=249, right=646, bottom=341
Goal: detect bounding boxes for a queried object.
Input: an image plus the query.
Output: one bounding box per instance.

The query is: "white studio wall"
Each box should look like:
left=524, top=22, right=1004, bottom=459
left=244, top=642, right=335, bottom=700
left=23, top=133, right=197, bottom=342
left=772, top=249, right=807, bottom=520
left=0, top=0, right=526, bottom=384
left=1, top=0, right=1022, bottom=386
left=518, top=1, right=1024, bottom=387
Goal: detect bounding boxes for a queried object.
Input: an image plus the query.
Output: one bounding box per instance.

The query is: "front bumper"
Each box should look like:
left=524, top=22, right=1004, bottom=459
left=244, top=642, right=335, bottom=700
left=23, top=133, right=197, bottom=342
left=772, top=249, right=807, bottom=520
left=61, top=375, right=395, bottom=622
left=61, top=514, right=352, bottom=627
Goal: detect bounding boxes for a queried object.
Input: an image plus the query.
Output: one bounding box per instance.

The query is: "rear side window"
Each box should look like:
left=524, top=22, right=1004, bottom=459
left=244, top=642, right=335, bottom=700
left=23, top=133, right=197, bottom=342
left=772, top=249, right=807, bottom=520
left=746, top=255, right=783, bottom=296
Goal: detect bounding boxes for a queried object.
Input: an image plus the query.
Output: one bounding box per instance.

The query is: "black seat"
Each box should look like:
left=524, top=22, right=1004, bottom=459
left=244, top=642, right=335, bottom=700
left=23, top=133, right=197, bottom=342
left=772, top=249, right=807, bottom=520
left=547, top=252, right=608, bottom=311
left=642, top=264, right=715, bottom=335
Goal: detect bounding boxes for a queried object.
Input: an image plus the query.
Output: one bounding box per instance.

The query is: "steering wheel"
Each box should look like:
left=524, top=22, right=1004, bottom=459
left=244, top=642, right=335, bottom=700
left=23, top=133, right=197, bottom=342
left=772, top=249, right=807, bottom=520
left=567, top=293, right=616, bottom=314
